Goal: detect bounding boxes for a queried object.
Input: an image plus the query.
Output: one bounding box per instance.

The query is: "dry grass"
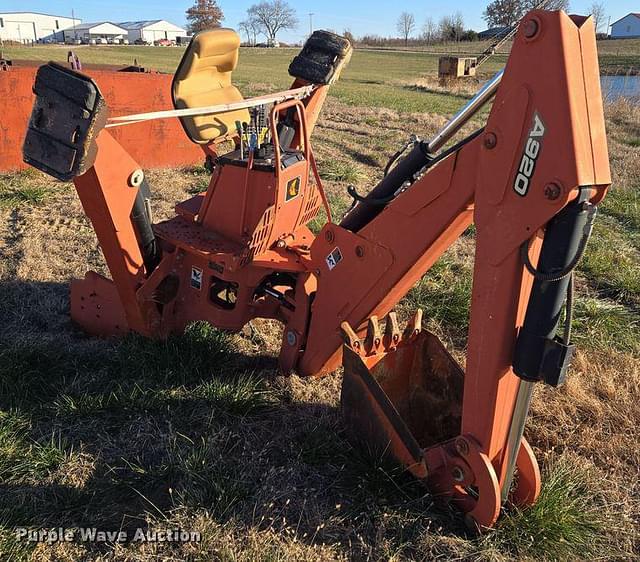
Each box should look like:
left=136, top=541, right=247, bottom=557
left=0, top=80, right=639, bottom=560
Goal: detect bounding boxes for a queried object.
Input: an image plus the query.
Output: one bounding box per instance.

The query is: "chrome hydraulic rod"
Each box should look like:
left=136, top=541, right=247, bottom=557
left=501, top=380, right=535, bottom=503
left=342, top=70, right=504, bottom=232
left=426, top=69, right=504, bottom=153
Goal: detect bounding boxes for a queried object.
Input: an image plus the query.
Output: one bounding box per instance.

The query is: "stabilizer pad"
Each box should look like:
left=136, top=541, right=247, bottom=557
left=71, top=271, right=129, bottom=336
left=23, top=62, right=108, bottom=181
left=288, top=30, right=352, bottom=85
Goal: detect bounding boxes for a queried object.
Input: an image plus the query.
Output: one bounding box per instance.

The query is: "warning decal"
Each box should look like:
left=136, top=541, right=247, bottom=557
left=191, top=267, right=203, bottom=290
left=286, top=177, right=301, bottom=202
left=326, top=247, right=343, bottom=271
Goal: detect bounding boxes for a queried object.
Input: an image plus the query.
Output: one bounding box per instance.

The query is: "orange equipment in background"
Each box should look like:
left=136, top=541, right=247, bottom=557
left=22, top=12, right=610, bottom=530
left=1, top=60, right=202, bottom=172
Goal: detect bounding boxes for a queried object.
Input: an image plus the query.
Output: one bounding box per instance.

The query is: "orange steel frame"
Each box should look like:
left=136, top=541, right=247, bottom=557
left=62, top=12, right=609, bottom=527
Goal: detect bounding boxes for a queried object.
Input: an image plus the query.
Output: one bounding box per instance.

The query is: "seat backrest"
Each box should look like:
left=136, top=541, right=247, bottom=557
left=172, top=29, right=250, bottom=144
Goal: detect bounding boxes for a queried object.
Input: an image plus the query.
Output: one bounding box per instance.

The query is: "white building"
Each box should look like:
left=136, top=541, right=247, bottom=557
left=119, top=20, right=186, bottom=43
left=66, top=22, right=127, bottom=42
left=611, top=13, right=640, bottom=39
left=0, top=12, right=80, bottom=43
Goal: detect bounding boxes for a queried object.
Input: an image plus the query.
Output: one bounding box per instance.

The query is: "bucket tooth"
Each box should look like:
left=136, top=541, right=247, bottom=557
left=340, top=321, right=362, bottom=353
left=384, top=312, right=401, bottom=349
left=403, top=309, right=423, bottom=340
left=365, top=316, right=382, bottom=354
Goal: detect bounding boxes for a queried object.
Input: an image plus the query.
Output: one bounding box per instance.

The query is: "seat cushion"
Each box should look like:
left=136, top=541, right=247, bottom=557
left=172, top=29, right=250, bottom=144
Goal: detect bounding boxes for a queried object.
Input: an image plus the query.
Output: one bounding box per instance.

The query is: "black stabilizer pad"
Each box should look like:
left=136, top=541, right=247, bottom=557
left=23, top=63, right=108, bottom=181
left=288, top=30, right=352, bottom=85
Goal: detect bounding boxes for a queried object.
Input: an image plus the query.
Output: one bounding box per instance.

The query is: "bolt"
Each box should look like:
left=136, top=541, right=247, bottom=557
left=355, top=246, right=365, bottom=258
left=452, top=467, right=465, bottom=482
left=544, top=183, right=562, bottom=201
left=524, top=19, right=539, bottom=39
left=286, top=330, right=297, bottom=347
left=276, top=239, right=286, bottom=249
left=128, top=169, right=144, bottom=188
left=456, top=438, right=470, bottom=457
left=325, top=230, right=335, bottom=243
left=484, top=133, right=497, bottom=150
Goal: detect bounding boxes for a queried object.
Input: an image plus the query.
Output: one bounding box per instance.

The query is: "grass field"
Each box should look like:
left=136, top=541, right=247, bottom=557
left=0, top=43, right=639, bottom=561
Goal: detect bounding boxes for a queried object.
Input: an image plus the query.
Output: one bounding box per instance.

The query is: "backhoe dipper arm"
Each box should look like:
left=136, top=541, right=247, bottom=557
left=298, top=11, right=610, bottom=527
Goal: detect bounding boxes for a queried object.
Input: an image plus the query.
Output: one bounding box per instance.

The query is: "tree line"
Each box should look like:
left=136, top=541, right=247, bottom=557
left=386, top=1, right=609, bottom=48
left=395, top=12, right=477, bottom=46
left=184, top=0, right=610, bottom=49
left=186, top=0, right=298, bottom=45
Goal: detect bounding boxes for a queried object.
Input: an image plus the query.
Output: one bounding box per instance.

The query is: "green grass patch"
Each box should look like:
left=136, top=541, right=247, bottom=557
left=184, top=164, right=213, bottom=194
left=193, top=373, right=276, bottom=416
left=51, top=383, right=168, bottom=417
left=0, top=412, right=67, bottom=484
left=572, top=296, right=640, bottom=356
left=53, top=382, right=271, bottom=419
left=169, top=434, right=252, bottom=519
left=0, top=322, right=237, bottom=411
left=0, top=523, right=34, bottom=561
left=0, top=183, right=50, bottom=209
left=318, top=159, right=365, bottom=184
left=485, top=457, right=617, bottom=560
left=601, top=187, right=640, bottom=243
left=580, top=217, right=640, bottom=305
left=117, top=321, right=234, bottom=385
left=404, top=257, right=473, bottom=341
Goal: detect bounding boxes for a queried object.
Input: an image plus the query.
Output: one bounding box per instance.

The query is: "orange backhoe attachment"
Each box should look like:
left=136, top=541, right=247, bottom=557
left=21, top=12, right=610, bottom=529
left=341, top=312, right=539, bottom=530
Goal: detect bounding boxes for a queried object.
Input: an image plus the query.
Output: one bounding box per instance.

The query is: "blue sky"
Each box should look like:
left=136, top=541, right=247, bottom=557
left=3, top=1, right=638, bottom=43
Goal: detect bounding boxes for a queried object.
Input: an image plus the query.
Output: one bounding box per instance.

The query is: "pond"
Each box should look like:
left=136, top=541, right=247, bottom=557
left=601, top=75, right=640, bottom=103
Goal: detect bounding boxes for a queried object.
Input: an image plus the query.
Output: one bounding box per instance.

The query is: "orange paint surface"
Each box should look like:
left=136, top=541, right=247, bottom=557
left=0, top=64, right=202, bottom=172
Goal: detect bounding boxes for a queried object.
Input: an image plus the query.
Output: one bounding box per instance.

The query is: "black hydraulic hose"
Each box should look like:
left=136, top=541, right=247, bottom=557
left=340, top=141, right=433, bottom=232
left=340, top=128, right=484, bottom=233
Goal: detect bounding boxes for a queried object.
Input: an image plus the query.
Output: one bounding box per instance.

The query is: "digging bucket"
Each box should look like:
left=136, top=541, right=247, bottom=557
left=340, top=311, right=464, bottom=480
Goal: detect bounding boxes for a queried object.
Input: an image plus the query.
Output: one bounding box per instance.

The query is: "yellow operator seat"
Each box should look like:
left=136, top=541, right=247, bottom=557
left=172, top=28, right=250, bottom=144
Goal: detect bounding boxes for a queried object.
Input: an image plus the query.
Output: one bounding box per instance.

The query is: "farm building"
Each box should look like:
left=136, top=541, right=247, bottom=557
left=0, top=12, right=80, bottom=43
left=119, top=20, right=186, bottom=43
left=611, top=13, right=640, bottom=38
left=65, top=21, right=127, bottom=42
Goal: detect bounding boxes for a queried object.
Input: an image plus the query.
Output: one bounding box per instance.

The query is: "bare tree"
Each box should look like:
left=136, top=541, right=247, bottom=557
left=247, top=0, right=298, bottom=45
left=589, top=2, right=606, bottom=33
left=397, top=12, right=416, bottom=46
left=453, top=11, right=465, bottom=41
left=439, top=13, right=465, bottom=42
left=522, top=0, right=570, bottom=11
left=186, top=0, right=224, bottom=33
left=343, top=29, right=356, bottom=46
left=483, top=0, right=523, bottom=27
left=422, top=17, right=436, bottom=43
left=239, top=18, right=260, bottom=45
left=484, top=0, right=570, bottom=28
